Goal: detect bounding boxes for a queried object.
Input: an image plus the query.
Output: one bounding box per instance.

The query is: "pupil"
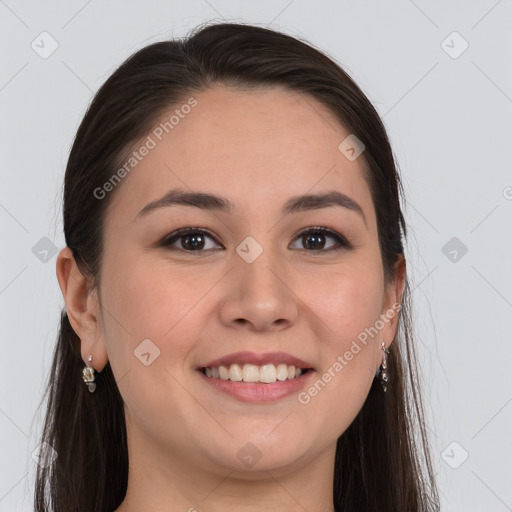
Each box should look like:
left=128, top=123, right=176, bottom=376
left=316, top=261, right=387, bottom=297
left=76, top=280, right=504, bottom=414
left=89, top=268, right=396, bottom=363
left=180, top=232, right=326, bottom=251
left=304, top=233, right=325, bottom=250
left=183, top=234, right=204, bottom=250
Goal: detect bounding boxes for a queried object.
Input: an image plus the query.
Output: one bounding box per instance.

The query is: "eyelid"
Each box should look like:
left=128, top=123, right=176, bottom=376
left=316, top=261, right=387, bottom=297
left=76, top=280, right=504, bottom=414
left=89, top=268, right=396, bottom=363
left=160, top=227, right=223, bottom=249
left=160, top=226, right=351, bottom=252
left=293, top=226, right=351, bottom=251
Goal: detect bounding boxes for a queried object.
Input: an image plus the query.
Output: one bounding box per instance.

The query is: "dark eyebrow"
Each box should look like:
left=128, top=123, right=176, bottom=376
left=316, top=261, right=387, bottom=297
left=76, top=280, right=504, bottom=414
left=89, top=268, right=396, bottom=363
left=282, top=190, right=367, bottom=227
left=134, top=187, right=367, bottom=227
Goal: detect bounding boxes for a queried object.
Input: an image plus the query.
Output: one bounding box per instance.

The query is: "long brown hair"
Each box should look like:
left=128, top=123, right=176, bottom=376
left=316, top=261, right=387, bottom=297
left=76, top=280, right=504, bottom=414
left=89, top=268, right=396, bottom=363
left=35, top=21, right=439, bottom=511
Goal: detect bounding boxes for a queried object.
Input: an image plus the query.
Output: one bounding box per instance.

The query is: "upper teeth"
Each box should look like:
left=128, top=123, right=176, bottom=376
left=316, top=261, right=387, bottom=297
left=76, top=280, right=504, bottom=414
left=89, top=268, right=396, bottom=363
left=204, top=363, right=304, bottom=383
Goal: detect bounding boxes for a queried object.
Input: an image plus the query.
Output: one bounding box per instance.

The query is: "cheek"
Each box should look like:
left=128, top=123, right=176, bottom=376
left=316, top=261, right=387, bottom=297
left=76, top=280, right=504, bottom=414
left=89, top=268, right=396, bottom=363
left=295, top=261, right=383, bottom=412
left=100, top=254, right=206, bottom=426
left=104, top=251, right=212, bottom=340
left=308, top=261, right=384, bottom=341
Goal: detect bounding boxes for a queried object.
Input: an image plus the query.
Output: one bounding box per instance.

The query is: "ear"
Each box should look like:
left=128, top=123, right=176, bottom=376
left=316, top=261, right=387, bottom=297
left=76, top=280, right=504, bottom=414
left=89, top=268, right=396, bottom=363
left=380, top=253, right=406, bottom=348
left=56, top=247, right=109, bottom=372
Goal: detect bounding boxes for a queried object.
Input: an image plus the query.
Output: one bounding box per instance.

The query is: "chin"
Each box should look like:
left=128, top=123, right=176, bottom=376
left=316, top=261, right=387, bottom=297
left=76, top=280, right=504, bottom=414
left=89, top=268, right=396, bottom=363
left=202, top=433, right=312, bottom=476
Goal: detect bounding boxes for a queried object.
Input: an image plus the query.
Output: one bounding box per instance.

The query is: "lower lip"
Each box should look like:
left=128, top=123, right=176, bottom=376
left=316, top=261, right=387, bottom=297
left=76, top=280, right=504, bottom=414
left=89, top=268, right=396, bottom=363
left=197, top=369, right=314, bottom=402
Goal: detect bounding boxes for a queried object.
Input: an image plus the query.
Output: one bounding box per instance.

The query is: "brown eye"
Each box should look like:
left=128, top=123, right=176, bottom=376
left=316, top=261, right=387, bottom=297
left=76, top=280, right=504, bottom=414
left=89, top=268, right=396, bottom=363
left=291, top=227, right=350, bottom=252
left=160, top=226, right=350, bottom=254
left=161, top=228, right=222, bottom=252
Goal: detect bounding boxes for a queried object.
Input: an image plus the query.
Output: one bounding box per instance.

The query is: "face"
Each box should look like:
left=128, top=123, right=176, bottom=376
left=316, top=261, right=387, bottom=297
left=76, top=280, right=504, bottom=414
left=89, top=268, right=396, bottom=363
left=78, top=85, right=403, bottom=478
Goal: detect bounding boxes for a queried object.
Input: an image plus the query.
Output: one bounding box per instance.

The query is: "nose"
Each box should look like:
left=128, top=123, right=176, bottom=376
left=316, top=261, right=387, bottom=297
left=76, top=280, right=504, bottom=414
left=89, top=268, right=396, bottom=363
left=218, top=245, right=299, bottom=333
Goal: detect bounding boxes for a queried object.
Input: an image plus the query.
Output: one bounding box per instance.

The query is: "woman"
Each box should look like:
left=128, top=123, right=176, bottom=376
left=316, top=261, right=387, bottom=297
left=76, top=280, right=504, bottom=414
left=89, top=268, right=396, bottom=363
left=35, top=21, right=439, bottom=512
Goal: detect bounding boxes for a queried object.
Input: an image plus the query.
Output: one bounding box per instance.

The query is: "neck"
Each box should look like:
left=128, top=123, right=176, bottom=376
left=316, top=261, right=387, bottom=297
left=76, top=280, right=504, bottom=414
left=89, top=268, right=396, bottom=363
left=114, top=423, right=337, bottom=512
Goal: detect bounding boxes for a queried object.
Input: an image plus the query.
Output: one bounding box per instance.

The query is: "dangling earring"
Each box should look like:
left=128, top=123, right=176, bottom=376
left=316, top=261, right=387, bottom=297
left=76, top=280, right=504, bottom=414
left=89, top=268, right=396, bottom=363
left=378, top=341, right=390, bottom=392
left=82, top=354, right=97, bottom=393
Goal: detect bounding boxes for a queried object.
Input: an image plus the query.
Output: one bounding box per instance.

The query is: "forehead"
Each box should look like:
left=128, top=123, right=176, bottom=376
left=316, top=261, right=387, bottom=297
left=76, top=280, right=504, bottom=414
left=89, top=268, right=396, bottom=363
left=106, top=85, right=374, bottom=225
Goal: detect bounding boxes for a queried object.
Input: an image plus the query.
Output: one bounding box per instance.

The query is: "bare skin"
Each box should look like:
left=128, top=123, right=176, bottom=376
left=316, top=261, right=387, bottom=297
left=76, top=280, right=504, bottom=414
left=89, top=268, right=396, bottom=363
left=57, top=85, right=405, bottom=512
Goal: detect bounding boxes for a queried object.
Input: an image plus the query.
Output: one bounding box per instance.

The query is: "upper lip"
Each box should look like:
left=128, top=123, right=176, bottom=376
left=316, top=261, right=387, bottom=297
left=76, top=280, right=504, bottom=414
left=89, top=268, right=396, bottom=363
left=198, top=351, right=315, bottom=370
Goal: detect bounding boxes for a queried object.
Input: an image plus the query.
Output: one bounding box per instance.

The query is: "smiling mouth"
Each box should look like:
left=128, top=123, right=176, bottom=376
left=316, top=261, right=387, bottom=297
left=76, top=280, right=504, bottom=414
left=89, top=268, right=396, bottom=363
left=199, top=363, right=314, bottom=384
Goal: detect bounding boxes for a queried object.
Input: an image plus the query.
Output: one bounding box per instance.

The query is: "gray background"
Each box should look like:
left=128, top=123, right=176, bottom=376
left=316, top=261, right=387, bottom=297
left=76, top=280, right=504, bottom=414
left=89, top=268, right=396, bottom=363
left=1, top=1, right=511, bottom=510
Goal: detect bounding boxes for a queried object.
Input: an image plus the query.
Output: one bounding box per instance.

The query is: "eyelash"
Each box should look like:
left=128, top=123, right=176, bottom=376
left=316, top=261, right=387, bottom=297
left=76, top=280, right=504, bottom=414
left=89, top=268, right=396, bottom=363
left=159, top=226, right=351, bottom=254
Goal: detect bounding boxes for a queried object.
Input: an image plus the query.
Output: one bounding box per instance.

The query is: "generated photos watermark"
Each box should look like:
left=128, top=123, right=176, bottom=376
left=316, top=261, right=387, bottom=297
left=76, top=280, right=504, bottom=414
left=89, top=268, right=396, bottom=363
left=93, top=97, right=198, bottom=200
left=297, top=301, right=401, bottom=405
